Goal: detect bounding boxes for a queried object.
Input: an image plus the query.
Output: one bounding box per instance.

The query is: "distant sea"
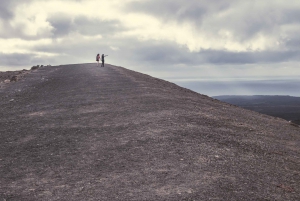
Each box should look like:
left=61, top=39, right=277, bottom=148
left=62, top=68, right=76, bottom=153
left=168, top=78, right=300, bottom=97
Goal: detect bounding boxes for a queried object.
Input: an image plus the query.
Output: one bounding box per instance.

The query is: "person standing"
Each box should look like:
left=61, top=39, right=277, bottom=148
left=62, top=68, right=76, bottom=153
left=96, top=54, right=100, bottom=67
left=101, top=54, right=108, bottom=67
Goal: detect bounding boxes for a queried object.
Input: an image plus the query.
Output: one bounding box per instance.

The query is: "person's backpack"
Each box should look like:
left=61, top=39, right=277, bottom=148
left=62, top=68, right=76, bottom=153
left=96, top=55, right=98, bottom=61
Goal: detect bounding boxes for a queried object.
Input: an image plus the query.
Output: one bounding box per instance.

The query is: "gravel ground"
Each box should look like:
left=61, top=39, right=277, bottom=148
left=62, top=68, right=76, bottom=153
left=0, top=69, right=30, bottom=84
left=0, top=63, right=299, bottom=201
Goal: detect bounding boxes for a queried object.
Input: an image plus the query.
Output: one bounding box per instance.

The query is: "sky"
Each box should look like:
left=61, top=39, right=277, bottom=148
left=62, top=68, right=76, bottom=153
left=1, top=0, right=300, bottom=82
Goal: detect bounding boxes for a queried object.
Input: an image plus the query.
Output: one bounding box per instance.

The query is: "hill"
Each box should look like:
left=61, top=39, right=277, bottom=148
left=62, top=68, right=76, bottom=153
left=214, top=95, right=300, bottom=125
left=0, top=64, right=299, bottom=200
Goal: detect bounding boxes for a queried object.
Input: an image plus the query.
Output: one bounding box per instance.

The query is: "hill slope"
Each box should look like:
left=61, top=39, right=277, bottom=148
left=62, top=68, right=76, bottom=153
left=0, top=64, right=299, bottom=200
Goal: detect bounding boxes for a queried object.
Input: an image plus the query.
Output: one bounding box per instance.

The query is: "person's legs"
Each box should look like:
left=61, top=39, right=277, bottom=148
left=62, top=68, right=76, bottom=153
left=102, top=61, right=104, bottom=67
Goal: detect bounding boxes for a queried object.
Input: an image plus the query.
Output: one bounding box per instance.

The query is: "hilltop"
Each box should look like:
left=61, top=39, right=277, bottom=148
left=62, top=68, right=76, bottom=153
left=0, top=64, right=299, bottom=200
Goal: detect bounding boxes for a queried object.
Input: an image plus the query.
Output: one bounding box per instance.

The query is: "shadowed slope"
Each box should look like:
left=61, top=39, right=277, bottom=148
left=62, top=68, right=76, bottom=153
left=0, top=64, right=299, bottom=200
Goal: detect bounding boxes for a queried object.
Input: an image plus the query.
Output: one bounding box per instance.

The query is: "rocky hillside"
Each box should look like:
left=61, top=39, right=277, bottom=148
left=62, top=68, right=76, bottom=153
left=0, top=64, right=299, bottom=200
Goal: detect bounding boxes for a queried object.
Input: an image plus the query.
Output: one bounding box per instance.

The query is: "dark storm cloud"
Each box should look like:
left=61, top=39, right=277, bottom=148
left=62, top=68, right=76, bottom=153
left=0, top=0, right=35, bottom=20
left=47, top=15, right=125, bottom=37
left=30, top=37, right=118, bottom=66
left=0, top=53, right=32, bottom=66
left=2, top=0, right=300, bottom=74
left=226, top=7, right=300, bottom=41
left=281, top=8, right=300, bottom=24
left=280, top=27, right=300, bottom=51
left=73, top=16, right=125, bottom=36
left=285, top=38, right=300, bottom=50
left=132, top=44, right=200, bottom=67
left=0, top=0, right=48, bottom=40
left=0, top=1, right=14, bottom=20
left=201, top=50, right=300, bottom=64
left=48, top=14, right=73, bottom=37
left=131, top=41, right=300, bottom=65
left=0, top=53, right=55, bottom=67
left=0, top=1, right=24, bottom=39
left=126, top=0, right=300, bottom=42
left=126, top=0, right=229, bottom=24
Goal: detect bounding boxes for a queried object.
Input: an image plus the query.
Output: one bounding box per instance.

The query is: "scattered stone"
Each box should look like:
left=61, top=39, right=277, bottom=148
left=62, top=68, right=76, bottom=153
left=9, top=99, right=14, bottom=102
left=0, top=69, right=30, bottom=83
left=10, top=75, right=18, bottom=82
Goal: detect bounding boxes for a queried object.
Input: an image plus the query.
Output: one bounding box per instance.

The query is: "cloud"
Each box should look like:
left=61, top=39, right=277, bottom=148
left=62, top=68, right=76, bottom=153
left=129, top=39, right=300, bottom=66
left=0, top=3, right=53, bottom=40
left=285, top=38, right=300, bottom=50
left=48, top=14, right=73, bottom=37
left=126, top=0, right=300, bottom=50
left=126, top=0, right=230, bottom=23
left=1, top=0, right=300, bottom=80
left=0, top=0, right=34, bottom=20
left=47, top=15, right=125, bottom=37
left=0, top=52, right=56, bottom=68
left=0, top=1, right=15, bottom=20
left=201, top=49, right=300, bottom=64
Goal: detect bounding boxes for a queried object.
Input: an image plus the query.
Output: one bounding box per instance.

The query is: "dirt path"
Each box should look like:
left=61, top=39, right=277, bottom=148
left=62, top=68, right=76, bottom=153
left=0, top=64, right=299, bottom=200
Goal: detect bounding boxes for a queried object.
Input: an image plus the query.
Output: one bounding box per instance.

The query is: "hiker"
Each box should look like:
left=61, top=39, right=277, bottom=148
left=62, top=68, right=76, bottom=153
left=96, top=54, right=100, bottom=67
left=101, top=54, right=108, bottom=67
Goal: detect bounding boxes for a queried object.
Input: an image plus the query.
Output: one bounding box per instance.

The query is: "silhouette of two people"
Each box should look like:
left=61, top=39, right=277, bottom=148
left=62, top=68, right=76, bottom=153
left=96, top=54, right=108, bottom=67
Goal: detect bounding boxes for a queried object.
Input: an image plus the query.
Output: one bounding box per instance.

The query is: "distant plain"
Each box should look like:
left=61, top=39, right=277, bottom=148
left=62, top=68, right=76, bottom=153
left=171, top=78, right=300, bottom=97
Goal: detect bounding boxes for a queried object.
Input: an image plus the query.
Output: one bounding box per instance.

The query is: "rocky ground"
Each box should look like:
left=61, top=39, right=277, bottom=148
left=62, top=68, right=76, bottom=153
left=0, top=65, right=47, bottom=84
left=0, top=64, right=299, bottom=200
left=0, top=69, right=30, bottom=84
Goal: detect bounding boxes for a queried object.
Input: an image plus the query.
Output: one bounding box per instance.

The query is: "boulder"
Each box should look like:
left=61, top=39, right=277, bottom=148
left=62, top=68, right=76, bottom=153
left=10, top=75, right=18, bottom=82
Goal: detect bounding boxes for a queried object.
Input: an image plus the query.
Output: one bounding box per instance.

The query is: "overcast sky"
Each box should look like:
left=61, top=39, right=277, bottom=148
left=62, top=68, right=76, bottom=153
left=1, top=0, right=300, bottom=80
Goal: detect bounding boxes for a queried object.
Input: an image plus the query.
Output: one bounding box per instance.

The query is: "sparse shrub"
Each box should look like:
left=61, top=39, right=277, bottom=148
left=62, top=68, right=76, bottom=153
left=31, top=66, right=39, bottom=70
